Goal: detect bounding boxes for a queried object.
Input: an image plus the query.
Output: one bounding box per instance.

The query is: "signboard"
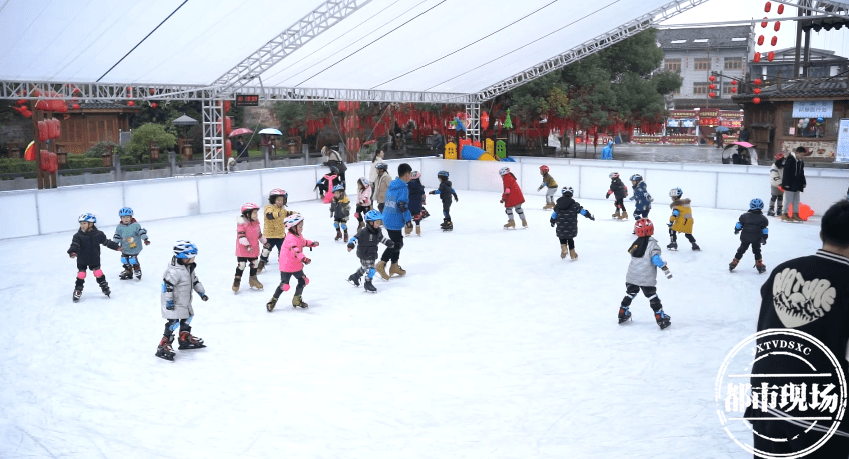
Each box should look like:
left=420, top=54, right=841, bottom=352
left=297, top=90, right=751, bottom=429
left=792, top=100, right=833, bottom=118
left=668, top=110, right=697, bottom=118
left=780, top=139, right=837, bottom=159
left=698, top=109, right=720, bottom=118
left=719, top=110, right=743, bottom=120
left=667, top=136, right=699, bottom=145
left=836, top=118, right=849, bottom=163
left=235, top=94, right=260, bottom=107
left=632, top=136, right=662, bottom=144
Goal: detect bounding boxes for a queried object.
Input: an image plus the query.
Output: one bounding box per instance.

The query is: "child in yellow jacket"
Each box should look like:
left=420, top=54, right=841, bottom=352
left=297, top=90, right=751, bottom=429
left=667, top=188, right=700, bottom=251
left=259, top=188, right=295, bottom=272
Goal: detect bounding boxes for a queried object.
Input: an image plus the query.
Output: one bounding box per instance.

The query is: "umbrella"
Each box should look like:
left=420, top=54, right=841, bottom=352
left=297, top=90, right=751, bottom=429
left=714, top=126, right=730, bottom=133
left=722, top=142, right=758, bottom=165
left=258, top=128, right=282, bottom=136
left=171, top=113, right=198, bottom=126
left=228, top=128, right=253, bottom=137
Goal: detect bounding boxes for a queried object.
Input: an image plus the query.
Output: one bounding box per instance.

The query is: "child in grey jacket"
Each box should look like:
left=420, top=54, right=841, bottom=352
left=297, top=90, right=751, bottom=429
left=346, top=210, right=394, bottom=293
left=113, top=207, right=149, bottom=280
left=156, top=241, right=208, bottom=361
left=619, top=218, right=673, bottom=330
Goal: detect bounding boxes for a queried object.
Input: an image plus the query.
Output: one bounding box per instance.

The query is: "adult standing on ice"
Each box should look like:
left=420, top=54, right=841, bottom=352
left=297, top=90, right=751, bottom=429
left=781, top=146, right=807, bottom=222
left=500, top=167, right=527, bottom=229
left=375, top=163, right=412, bottom=280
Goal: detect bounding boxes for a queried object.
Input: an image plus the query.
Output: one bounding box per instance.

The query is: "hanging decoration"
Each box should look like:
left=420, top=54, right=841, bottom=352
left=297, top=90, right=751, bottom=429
left=503, top=108, right=513, bottom=130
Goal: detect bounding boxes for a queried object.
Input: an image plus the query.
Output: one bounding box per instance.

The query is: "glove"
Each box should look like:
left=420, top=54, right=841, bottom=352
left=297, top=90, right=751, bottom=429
left=263, top=242, right=271, bottom=249
left=667, top=221, right=673, bottom=227
left=246, top=246, right=252, bottom=252
left=606, top=191, right=611, bottom=199
left=500, top=199, right=504, bottom=204
left=354, top=212, right=360, bottom=219
left=200, top=293, right=209, bottom=301
left=310, top=241, right=320, bottom=248
left=429, top=190, right=436, bottom=195
left=69, top=253, right=76, bottom=258
left=550, top=219, right=555, bottom=227
left=537, top=185, right=544, bottom=191
left=385, top=240, right=395, bottom=248
left=734, top=229, right=741, bottom=235
left=629, top=196, right=635, bottom=201
left=778, top=186, right=785, bottom=192
left=405, top=221, right=413, bottom=229
left=347, top=243, right=355, bottom=250
left=144, top=240, right=150, bottom=246
left=762, top=235, right=768, bottom=245
left=166, top=300, right=175, bottom=310
left=661, top=266, right=673, bottom=279
left=588, top=214, right=595, bottom=221
left=303, top=257, right=311, bottom=265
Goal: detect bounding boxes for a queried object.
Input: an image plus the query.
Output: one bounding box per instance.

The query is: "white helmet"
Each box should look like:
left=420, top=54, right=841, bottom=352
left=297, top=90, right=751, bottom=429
left=499, top=167, right=510, bottom=176
left=284, top=213, right=304, bottom=230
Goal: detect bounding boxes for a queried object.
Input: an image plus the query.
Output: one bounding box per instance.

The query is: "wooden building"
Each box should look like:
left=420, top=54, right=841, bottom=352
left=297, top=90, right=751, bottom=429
left=731, top=76, right=849, bottom=161
left=58, top=102, right=141, bottom=154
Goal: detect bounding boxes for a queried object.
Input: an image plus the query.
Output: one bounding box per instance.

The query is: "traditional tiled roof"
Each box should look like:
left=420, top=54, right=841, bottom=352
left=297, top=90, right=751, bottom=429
left=76, top=102, right=141, bottom=110
left=656, top=26, right=753, bottom=50
left=668, top=98, right=741, bottom=110
left=732, top=77, right=849, bottom=101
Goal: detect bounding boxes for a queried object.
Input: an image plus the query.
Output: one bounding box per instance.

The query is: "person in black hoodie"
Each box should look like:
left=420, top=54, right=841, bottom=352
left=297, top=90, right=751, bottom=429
left=429, top=170, right=458, bottom=231
left=406, top=171, right=427, bottom=236
left=605, top=172, right=629, bottom=220
left=747, top=200, right=849, bottom=456
left=346, top=210, right=394, bottom=293
left=67, top=213, right=121, bottom=302
left=729, top=198, right=769, bottom=273
left=550, top=186, right=594, bottom=260
left=781, top=146, right=807, bottom=222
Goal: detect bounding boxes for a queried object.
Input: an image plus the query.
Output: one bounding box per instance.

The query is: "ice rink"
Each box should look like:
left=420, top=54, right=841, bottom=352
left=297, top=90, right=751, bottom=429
left=0, top=190, right=827, bottom=458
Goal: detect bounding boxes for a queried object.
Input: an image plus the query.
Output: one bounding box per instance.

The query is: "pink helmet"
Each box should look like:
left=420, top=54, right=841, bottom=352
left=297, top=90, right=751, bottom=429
left=540, top=165, right=549, bottom=174
left=284, top=213, right=304, bottom=230
left=241, top=202, right=259, bottom=213
left=269, top=188, right=287, bottom=199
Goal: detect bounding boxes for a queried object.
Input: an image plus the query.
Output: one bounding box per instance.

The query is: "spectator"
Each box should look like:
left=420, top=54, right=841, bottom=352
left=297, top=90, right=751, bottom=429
left=780, top=146, right=807, bottom=222
left=369, top=149, right=385, bottom=185
left=431, top=129, right=445, bottom=153
left=714, top=130, right=724, bottom=149
left=738, top=126, right=750, bottom=143
left=322, top=146, right=346, bottom=185
left=234, top=136, right=248, bottom=163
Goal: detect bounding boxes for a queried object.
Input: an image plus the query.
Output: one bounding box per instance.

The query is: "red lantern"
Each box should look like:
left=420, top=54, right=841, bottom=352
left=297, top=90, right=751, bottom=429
left=224, top=139, right=232, bottom=158
left=150, top=88, right=156, bottom=95
left=757, top=35, right=764, bottom=46
left=40, top=150, right=51, bottom=171
left=767, top=51, right=775, bottom=62
left=754, top=88, right=762, bottom=94
left=771, top=36, right=777, bottom=46
left=709, top=92, right=716, bottom=98
left=128, top=101, right=135, bottom=107
left=754, top=78, right=763, bottom=85
left=777, top=4, right=784, bottom=14
left=709, top=83, right=716, bottom=90
left=223, top=101, right=230, bottom=113
left=731, top=80, right=737, bottom=86
left=37, top=121, right=48, bottom=142
left=774, top=21, right=781, bottom=32
left=480, top=111, right=490, bottom=130
left=709, top=75, right=716, bottom=82
left=754, top=53, right=761, bottom=63
left=731, top=87, right=737, bottom=93
left=753, top=97, right=761, bottom=104
left=72, top=103, right=79, bottom=110
left=761, top=17, right=768, bottom=28
left=151, top=102, right=158, bottom=109
left=764, top=1, right=771, bottom=12
left=224, top=116, right=232, bottom=136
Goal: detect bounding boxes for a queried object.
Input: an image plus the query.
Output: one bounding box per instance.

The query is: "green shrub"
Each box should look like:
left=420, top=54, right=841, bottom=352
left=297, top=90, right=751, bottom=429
left=84, top=141, right=125, bottom=158
left=0, top=158, right=36, bottom=175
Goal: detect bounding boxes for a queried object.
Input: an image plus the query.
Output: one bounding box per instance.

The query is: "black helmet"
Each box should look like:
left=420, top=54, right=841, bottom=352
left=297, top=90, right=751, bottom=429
left=329, top=166, right=339, bottom=175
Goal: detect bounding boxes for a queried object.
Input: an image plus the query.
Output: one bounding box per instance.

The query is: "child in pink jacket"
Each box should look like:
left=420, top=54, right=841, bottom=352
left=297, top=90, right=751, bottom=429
left=354, top=177, right=372, bottom=231
left=233, top=203, right=268, bottom=293
left=266, top=213, right=319, bottom=311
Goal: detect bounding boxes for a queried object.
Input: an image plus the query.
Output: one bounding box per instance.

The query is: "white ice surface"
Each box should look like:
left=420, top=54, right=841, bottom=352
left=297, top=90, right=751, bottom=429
left=0, top=191, right=825, bottom=458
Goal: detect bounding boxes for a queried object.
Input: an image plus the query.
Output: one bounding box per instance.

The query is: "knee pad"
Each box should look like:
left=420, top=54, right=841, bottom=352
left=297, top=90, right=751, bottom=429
left=334, top=222, right=340, bottom=229
left=120, top=256, right=129, bottom=265
left=77, top=271, right=86, bottom=279
left=168, top=320, right=180, bottom=332
left=93, top=269, right=103, bottom=277
left=505, top=208, right=513, bottom=215
left=302, top=275, right=310, bottom=286
left=237, top=261, right=247, bottom=270
left=260, top=247, right=270, bottom=258
left=250, top=258, right=259, bottom=268
left=368, top=268, right=376, bottom=278
left=282, top=284, right=290, bottom=292
left=341, top=223, right=347, bottom=231
left=128, top=256, right=138, bottom=265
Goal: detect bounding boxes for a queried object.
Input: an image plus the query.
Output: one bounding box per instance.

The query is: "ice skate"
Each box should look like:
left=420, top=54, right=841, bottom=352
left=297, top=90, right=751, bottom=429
left=612, top=209, right=621, bottom=219
left=256, top=259, right=267, bottom=273
left=98, top=279, right=111, bottom=298
left=791, top=215, right=803, bottom=222
left=134, top=265, right=142, bottom=280
left=521, top=219, right=528, bottom=228
left=729, top=258, right=740, bottom=272
left=72, top=289, right=82, bottom=303
left=347, top=273, right=361, bottom=287
left=504, top=220, right=516, bottom=229
left=691, top=242, right=700, bottom=251
left=249, top=275, right=263, bottom=290
left=755, top=259, right=767, bottom=274
left=232, top=276, right=241, bottom=293
left=569, top=248, right=578, bottom=261
left=440, top=220, right=453, bottom=231
left=375, top=260, right=390, bottom=280
left=334, top=229, right=343, bottom=241
left=619, top=210, right=629, bottom=221
left=667, top=241, right=678, bottom=250
left=618, top=306, right=632, bottom=324
left=363, top=278, right=377, bottom=293
left=416, top=225, right=421, bottom=236
left=560, top=244, right=569, bottom=259
left=389, top=264, right=406, bottom=277
left=780, top=214, right=793, bottom=222
left=655, top=310, right=672, bottom=330
left=404, top=225, right=413, bottom=235
left=767, top=208, right=775, bottom=217
left=155, top=335, right=175, bottom=361
left=178, top=331, right=205, bottom=349
left=266, top=297, right=277, bottom=312
left=543, top=202, right=554, bottom=210
left=343, top=230, right=349, bottom=242
left=119, top=265, right=133, bottom=280
left=292, top=294, right=308, bottom=309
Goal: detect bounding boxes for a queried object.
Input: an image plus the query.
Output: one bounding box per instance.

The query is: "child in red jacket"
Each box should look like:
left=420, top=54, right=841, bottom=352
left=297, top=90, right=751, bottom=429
left=499, top=167, right=527, bottom=229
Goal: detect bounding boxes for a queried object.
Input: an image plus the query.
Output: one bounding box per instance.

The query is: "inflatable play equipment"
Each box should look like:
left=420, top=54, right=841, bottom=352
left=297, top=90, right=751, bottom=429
left=786, top=203, right=814, bottom=221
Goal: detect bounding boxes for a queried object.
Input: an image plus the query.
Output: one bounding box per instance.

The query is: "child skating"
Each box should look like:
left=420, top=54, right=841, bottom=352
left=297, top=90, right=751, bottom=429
left=314, top=166, right=341, bottom=203
left=550, top=186, right=595, bottom=260
left=429, top=170, right=458, bottom=231
left=730, top=198, right=770, bottom=273
left=113, top=207, right=150, bottom=280
left=259, top=188, right=294, bottom=273
left=537, top=165, right=559, bottom=210
left=330, top=184, right=351, bottom=242
left=354, top=177, right=372, bottom=231
left=233, top=203, right=268, bottom=293
left=266, top=214, right=319, bottom=311
left=605, top=172, right=629, bottom=220
left=155, top=240, right=208, bottom=361
left=768, top=153, right=785, bottom=217
left=499, top=167, right=527, bottom=229
left=666, top=188, right=700, bottom=251
left=346, top=210, right=395, bottom=293
left=618, top=218, right=673, bottom=329
left=68, top=213, right=121, bottom=302
left=628, top=174, right=653, bottom=232
left=406, top=171, right=427, bottom=236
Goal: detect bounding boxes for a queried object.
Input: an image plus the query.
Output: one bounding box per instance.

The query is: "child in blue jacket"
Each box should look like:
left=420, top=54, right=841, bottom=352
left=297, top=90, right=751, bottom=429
left=113, top=207, right=150, bottom=280
left=628, top=174, right=653, bottom=232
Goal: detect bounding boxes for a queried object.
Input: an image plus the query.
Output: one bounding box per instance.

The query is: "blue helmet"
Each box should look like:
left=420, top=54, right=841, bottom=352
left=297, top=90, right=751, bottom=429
left=364, top=210, right=382, bottom=222
left=119, top=207, right=134, bottom=217
left=750, top=198, right=764, bottom=211
left=669, top=188, right=683, bottom=198
left=438, top=170, right=449, bottom=178
left=333, top=184, right=345, bottom=192
left=78, top=213, right=96, bottom=223
left=173, top=240, right=198, bottom=259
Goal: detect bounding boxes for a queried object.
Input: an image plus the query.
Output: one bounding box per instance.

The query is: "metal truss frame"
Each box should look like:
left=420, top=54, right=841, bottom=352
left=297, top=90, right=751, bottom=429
left=465, top=103, right=481, bottom=142
left=474, top=0, right=712, bottom=102
left=202, top=98, right=226, bottom=175
left=212, top=0, right=372, bottom=97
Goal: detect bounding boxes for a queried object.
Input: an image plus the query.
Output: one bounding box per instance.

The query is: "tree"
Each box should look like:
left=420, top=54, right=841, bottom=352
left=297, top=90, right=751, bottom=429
left=126, top=123, right=176, bottom=161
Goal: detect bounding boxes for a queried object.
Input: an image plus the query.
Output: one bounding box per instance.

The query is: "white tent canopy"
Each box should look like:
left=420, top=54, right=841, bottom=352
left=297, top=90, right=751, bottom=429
left=0, top=0, right=710, bottom=101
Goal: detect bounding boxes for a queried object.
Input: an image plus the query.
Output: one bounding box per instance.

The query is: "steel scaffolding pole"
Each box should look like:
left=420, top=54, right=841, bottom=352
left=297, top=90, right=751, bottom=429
left=202, top=99, right=225, bottom=175
left=465, top=103, right=481, bottom=143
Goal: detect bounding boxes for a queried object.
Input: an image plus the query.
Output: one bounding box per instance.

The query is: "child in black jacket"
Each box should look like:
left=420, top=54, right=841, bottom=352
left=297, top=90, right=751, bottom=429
left=68, top=213, right=121, bottom=302
left=730, top=199, right=770, bottom=273
left=428, top=170, right=458, bottom=231
left=605, top=172, right=629, bottom=220
left=550, top=186, right=594, bottom=260
left=406, top=171, right=428, bottom=236
left=347, top=210, right=394, bottom=293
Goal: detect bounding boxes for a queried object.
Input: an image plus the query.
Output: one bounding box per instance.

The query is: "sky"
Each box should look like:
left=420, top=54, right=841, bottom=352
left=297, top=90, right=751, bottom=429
left=658, top=0, right=849, bottom=59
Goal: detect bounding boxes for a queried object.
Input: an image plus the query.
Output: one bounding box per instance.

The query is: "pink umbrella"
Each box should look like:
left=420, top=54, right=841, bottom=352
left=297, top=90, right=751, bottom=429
left=730, top=141, right=754, bottom=148
left=228, top=128, right=253, bottom=137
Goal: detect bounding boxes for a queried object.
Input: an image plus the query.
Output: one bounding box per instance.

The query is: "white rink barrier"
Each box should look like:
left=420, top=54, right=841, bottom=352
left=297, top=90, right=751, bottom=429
left=1, top=156, right=846, bottom=240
